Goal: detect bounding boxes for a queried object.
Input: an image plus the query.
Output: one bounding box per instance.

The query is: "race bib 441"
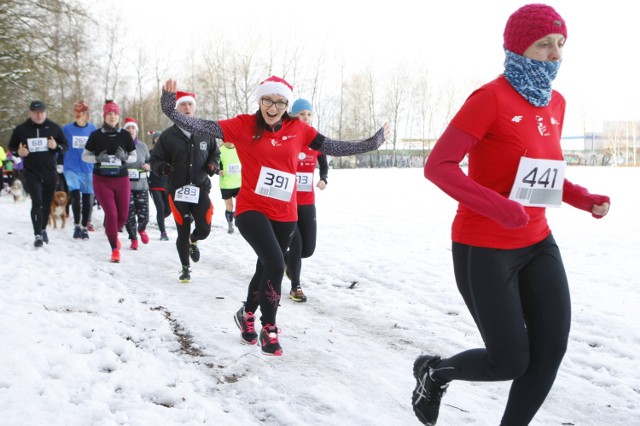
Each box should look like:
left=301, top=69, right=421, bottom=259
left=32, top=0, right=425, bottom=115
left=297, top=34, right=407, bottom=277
left=509, top=157, right=566, bottom=208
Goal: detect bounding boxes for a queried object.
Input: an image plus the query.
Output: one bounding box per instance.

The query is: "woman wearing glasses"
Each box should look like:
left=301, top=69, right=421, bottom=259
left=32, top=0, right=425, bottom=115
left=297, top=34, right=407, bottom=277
left=160, top=76, right=388, bottom=356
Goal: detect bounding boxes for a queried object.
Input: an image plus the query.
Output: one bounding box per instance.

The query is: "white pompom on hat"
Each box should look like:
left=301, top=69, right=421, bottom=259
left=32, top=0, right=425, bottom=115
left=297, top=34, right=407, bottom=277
left=254, top=76, right=294, bottom=105
left=175, top=91, right=196, bottom=109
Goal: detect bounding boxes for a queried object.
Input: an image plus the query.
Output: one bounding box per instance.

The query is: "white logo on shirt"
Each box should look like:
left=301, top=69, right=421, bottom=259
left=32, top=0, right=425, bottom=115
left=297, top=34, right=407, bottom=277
left=536, top=116, right=549, bottom=136
left=551, top=117, right=560, bottom=125
left=511, top=116, right=523, bottom=122
left=270, top=139, right=281, bottom=147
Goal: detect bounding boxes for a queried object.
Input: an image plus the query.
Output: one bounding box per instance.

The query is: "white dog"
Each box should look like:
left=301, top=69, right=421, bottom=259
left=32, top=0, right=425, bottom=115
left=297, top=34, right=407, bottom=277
left=10, top=179, right=27, bottom=203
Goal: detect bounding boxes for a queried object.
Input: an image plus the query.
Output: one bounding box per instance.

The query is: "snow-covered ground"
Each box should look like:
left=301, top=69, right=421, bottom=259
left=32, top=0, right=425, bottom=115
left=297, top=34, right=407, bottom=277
left=0, top=166, right=638, bottom=425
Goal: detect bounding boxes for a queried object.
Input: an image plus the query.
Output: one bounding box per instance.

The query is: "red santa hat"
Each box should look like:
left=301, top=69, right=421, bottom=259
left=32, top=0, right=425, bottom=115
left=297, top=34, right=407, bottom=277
left=123, top=117, right=138, bottom=131
left=175, top=91, right=196, bottom=108
left=254, top=76, right=294, bottom=105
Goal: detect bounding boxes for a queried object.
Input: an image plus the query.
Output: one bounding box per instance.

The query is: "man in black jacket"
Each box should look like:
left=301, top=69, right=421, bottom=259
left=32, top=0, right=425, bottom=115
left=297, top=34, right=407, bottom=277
left=150, top=91, right=220, bottom=282
left=9, top=101, right=68, bottom=247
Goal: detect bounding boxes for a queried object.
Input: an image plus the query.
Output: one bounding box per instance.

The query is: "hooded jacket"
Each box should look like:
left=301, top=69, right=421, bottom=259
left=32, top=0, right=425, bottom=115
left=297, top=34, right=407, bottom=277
left=150, top=124, right=220, bottom=193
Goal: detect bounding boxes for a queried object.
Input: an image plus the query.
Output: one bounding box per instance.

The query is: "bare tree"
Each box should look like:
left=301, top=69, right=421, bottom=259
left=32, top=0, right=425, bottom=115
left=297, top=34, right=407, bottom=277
left=0, top=0, right=93, bottom=142
left=603, top=122, right=626, bottom=166
left=100, top=21, right=125, bottom=102
left=385, top=64, right=410, bottom=166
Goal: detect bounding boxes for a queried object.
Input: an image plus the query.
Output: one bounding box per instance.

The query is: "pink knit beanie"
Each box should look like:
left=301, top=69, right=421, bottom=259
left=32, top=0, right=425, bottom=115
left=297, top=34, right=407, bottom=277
left=103, top=100, right=120, bottom=117
left=503, top=4, right=567, bottom=55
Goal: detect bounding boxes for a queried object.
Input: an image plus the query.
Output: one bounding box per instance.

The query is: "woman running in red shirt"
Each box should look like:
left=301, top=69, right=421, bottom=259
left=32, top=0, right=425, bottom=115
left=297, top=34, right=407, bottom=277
left=413, top=4, right=610, bottom=425
left=160, top=76, right=389, bottom=356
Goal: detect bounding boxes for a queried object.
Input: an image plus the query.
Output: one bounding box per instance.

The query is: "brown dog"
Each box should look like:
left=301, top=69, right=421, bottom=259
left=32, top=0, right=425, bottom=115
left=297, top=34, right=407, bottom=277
left=48, top=191, right=69, bottom=229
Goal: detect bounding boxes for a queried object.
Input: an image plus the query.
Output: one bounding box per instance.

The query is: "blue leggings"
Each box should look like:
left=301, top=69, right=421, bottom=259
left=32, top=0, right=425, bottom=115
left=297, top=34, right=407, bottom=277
left=433, top=234, right=571, bottom=426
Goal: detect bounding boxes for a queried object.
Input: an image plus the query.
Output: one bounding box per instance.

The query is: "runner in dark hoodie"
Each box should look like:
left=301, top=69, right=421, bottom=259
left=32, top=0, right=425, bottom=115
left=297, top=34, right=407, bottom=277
left=9, top=100, right=68, bottom=247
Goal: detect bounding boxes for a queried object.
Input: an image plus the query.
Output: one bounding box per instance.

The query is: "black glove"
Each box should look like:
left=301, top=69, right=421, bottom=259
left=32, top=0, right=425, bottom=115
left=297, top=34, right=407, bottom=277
left=159, top=163, right=173, bottom=176
left=115, top=146, right=129, bottom=162
left=206, top=162, right=217, bottom=177
left=96, top=150, right=110, bottom=163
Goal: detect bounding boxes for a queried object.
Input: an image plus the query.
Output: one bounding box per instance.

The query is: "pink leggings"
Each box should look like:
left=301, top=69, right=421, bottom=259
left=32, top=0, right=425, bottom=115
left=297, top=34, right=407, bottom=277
left=93, top=175, right=131, bottom=250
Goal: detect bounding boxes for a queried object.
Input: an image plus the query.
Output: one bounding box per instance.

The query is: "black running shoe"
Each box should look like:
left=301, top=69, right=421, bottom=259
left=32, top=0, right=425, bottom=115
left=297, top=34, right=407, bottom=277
left=41, top=230, right=48, bottom=244
left=259, top=324, right=282, bottom=356
left=80, top=228, right=89, bottom=240
left=412, top=355, right=448, bottom=425
left=34, top=235, right=44, bottom=248
left=233, top=307, right=257, bottom=345
left=189, top=241, right=200, bottom=262
left=178, top=265, right=191, bottom=283
left=73, top=226, right=82, bottom=239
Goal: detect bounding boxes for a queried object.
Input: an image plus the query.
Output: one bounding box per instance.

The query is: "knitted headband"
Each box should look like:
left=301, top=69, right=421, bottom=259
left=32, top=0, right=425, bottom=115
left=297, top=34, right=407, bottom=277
left=74, top=101, right=89, bottom=118
left=103, top=100, right=120, bottom=117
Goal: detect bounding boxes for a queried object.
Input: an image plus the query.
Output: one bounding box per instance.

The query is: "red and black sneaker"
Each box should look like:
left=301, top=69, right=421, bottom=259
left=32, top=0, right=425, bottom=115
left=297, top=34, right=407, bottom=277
left=233, top=307, right=257, bottom=345
left=259, top=324, right=282, bottom=356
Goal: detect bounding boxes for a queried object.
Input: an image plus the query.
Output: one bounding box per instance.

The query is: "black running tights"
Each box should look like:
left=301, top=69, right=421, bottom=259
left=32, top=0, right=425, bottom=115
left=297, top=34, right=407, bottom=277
left=433, top=234, right=571, bottom=426
left=70, top=190, right=92, bottom=227
left=235, top=210, right=296, bottom=327
left=285, top=204, right=317, bottom=289
left=24, top=171, right=56, bottom=235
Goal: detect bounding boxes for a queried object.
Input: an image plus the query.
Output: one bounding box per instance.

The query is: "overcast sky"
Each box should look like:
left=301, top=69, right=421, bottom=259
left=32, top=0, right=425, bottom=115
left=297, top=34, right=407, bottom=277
left=93, top=0, right=638, bottom=135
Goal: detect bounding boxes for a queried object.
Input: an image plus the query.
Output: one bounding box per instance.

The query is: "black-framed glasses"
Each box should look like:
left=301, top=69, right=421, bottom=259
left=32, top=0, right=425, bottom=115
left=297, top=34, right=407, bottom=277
left=261, top=97, right=288, bottom=110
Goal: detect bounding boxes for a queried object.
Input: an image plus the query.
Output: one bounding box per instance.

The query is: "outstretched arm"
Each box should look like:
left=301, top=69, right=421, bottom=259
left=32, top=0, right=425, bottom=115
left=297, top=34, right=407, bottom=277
left=310, top=123, right=389, bottom=157
left=161, top=79, right=225, bottom=139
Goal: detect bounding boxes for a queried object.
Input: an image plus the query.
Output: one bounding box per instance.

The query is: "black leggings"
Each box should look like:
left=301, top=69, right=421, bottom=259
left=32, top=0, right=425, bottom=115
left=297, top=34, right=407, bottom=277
left=168, top=189, right=213, bottom=266
left=150, top=189, right=171, bottom=233
left=235, top=210, right=296, bottom=327
left=433, top=234, right=570, bottom=426
left=286, top=204, right=317, bottom=289
left=70, top=190, right=93, bottom=227
left=24, top=170, right=56, bottom=235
